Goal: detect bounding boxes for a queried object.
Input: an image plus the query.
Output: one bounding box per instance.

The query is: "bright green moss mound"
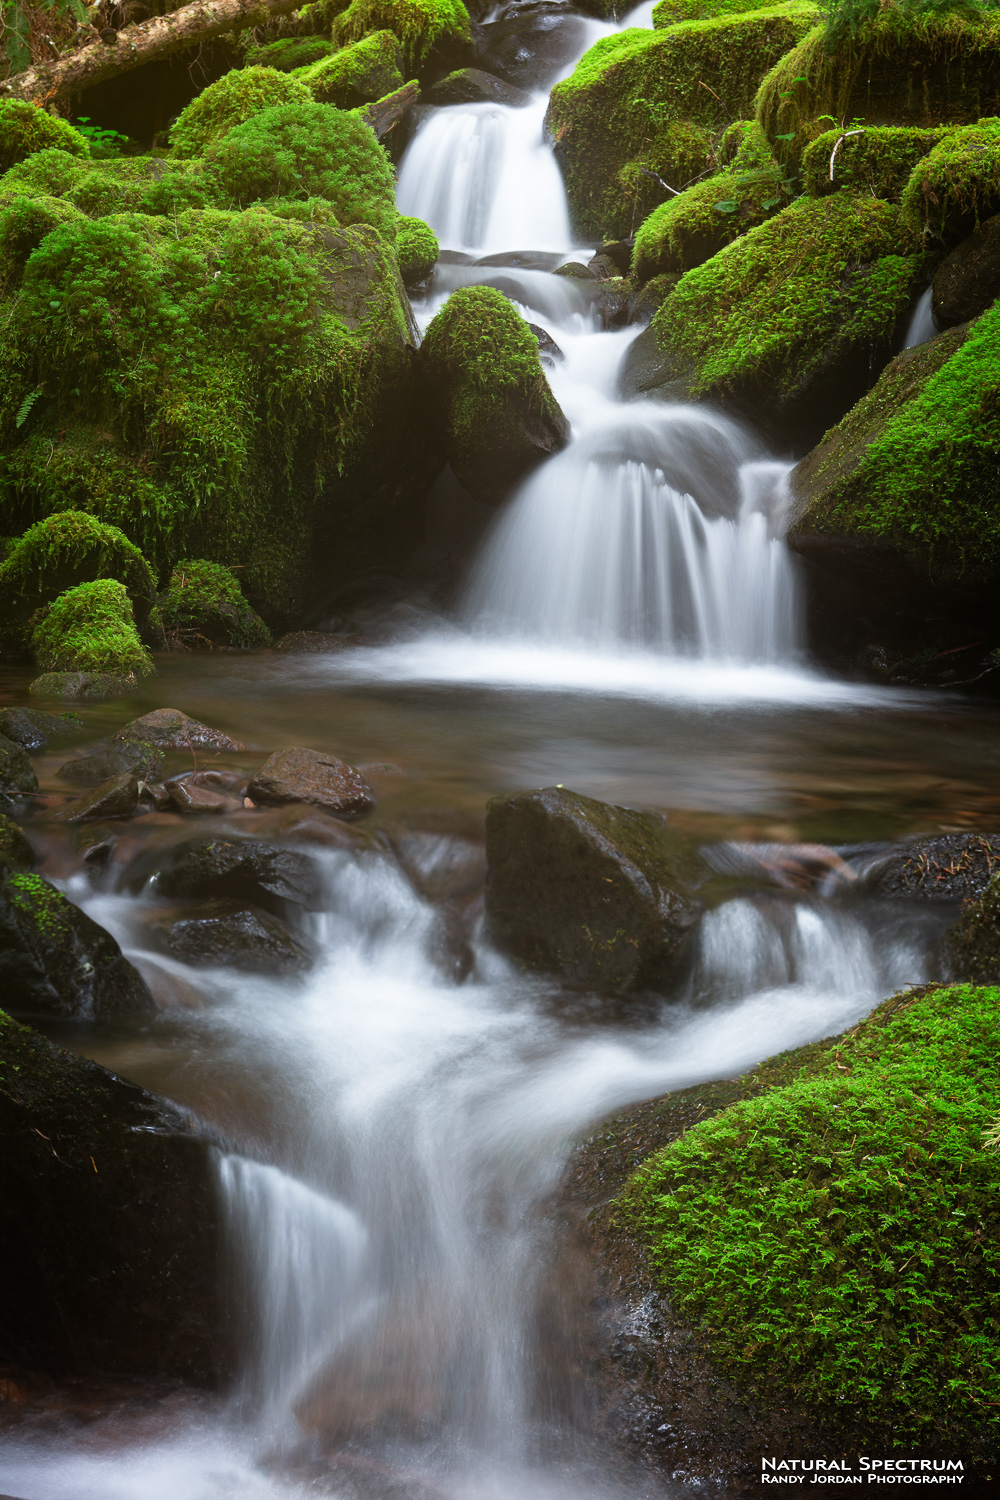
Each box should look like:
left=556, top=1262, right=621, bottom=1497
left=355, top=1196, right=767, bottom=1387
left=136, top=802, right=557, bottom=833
left=900, top=119, right=1000, bottom=240
left=243, top=35, right=337, bottom=71
left=546, top=3, right=818, bottom=240
left=296, top=32, right=404, bottom=106
left=32, top=579, right=154, bottom=677
left=0, top=511, right=156, bottom=650
left=169, top=67, right=313, bottom=158
left=653, top=0, right=790, bottom=23
left=803, top=125, right=948, bottom=201
left=396, top=214, right=438, bottom=285
left=422, top=283, right=552, bottom=415
left=157, top=559, right=271, bottom=648
left=652, top=192, right=921, bottom=402
left=623, top=984, right=1000, bottom=1443
left=0, top=101, right=90, bottom=173
left=329, top=0, right=472, bottom=72
left=0, top=194, right=86, bottom=289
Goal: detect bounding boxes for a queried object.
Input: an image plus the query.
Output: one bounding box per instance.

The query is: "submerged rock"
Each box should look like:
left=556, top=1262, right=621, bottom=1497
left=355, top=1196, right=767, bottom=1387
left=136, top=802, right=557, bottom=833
left=142, top=834, right=325, bottom=912
left=0, top=1008, right=222, bottom=1381
left=248, top=747, right=377, bottom=818
left=115, top=707, right=250, bottom=752
left=164, top=772, right=246, bottom=815
left=160, top=899, right=315, bottom=975
left=29, top=670, right=140, bottom=700
left=0, top=870, right=156, bottom=1020
left=485, top=786, right=700, bottom=992
left=0, top=731, right=38, bottom=807
left=933, top=214, right=1000, bottom=328
left=0, top=706, right=84, bottom=751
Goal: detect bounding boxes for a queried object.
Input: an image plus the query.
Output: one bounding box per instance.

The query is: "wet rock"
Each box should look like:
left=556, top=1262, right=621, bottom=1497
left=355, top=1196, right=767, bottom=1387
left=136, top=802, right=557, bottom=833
left=0, top=732, right=38, bottom=807
left=595, top=238, right=635, bottom=276
left=57, top=741, right=163, bottom=787
left=0, top=706, right=84, bottom=752
left=940, top=871, right=1000, bottom=981
left=160, top=900, right=315, bottom=975
left=478, top=9, right=588, bottom=90
left=591, top=275, right=631, bottom=329
left=475, top=250, right=565, bottom=271
left=932, top=214, right=1000, bottom=328
left=392, top=830, right=486, bottom=904
left=0, top=813, right=34, bottom=871
left=29, top=670, right=140, bottom=700
left=528, top=322, right=564, bottom=365
left=0, top=1008, right=222, bottom=1381
left=156, top=559, right=271, bottom=651
left=274, top=631, right=351, bottom=654
left=141, top=834, right=325, bottom=914
left=248, top=747, right=377, bottom=819
left=424, top=67, right=531, bottom=108
left=54, top=771, right=140, bottom=823
left=484, top=786, right=700, bottom=992
left=82, top=835, right=117, bottom=874
left=114, top=707, right=249, bottom=752
left=164, top=771, right=246, bottom=815
left=0, top=870, right=156, bottom=1020
left=588, top=251, right=620, bottom=280
left=859, top=833, right=1000, bottom=902
left=620, top=323, right=695, bottom=403
left=555, top=260, right=597, bottom=280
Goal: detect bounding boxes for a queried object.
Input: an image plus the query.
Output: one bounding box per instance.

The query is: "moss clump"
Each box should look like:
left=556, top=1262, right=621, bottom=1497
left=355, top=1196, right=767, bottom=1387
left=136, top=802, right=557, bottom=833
left=619, top=983, right=1000, bottom=1447
left=757, top=13, right=1000, bottom=170
left=396, top=214, right=438, bottom=286
left=169, top=67, right=313, bottom=158
left=900, top=119, right=1000, bottom=241
left=0, top=101, right=90, bottom=173
left=0, top=194, right=86, bottom=290
left=31, top=578, right=153, bottom=678
left=296, top=31, right=404, bottom=106
left=327, top=0, right=472, bottom=73
left=651, top=192, right=923, bottom=429
left=654, top=0, right=793, bottom=21
left=803, top=125, right=949, bottom=201
left=243, top=35, right=337, bottom=71
left=546, top=3, right=819, bottom=240
left=157, top=559, right=271, bottom=649
left=0, top=511, right=156, bottom=652
left=632, top=120, right=790, bottom=279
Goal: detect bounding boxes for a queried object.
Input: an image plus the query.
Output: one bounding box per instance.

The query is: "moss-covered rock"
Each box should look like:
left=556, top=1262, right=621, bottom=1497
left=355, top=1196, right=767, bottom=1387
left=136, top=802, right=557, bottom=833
left=0, top=100, right=90, bottom=173
left=757, top=13, right=1000, bottom=171
left=654, top=0, right=792, bottom=22
left=396, top=213, right=439, bottom=287
left=31, top=579, right=154, bottom=679
left=168, top=66, right=313, bottom=157
left=645, top=191, right=924, bottom=444
left=546, top=3, right=818, bottom=240
left=420, top=284, right=568, bottom=503
left=0, top=813, right=33, bottom=871
left=326, top=0, right=473, bottom=77
left=0, top=733, right=38, bottom=808
left=0, top=193, right=87, bottom=290
left=0, top=511, right=156, bottom=654
left=295, top=31, right=404, bottom=106
left=28, top=670, right=140, bottom=700
left=157, top=558, right=271, bottom=649
left=900, top=118, right=1000, bottom=242
left=243, top=34, right=337, bottom=71
left=802, top=125, right=948, bottom=202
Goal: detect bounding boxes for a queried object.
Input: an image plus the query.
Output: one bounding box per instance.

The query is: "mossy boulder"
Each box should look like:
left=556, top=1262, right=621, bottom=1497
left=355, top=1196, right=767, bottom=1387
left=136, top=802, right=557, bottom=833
left=295, top=31, right=404, bottom=106
left=327, top=0, right=474, bottom=79
left=157, top=559, right=270, bottom=649
left=397, top=213, right=439, bottom=287
left=0, top=813, right=33, bottom=871
left=0, top=870, right=155, bottom=1020
left=0, top=100, right=90, bottom=173
left=900, top=119, right=1000, bottom=243
left=802, top=125, right=948, bottom=202
left=0, top=512, right=157, bottom=655
left=31, top=579, right=154, bottom=680
left=942, top=873, right=1000, bottom=983
left=545, top=3, right=818, bottom=240
left=484, top=786, right=700, bottom=994
left=0, top=1007, right=223, bottom=1381
left=28, top=670, right=140, bottom=700
left=641, top=191, right=924, bottom=445
left=168, top=66, right=313, bottom=157
left=0, top=733, right=38, bottom=808
left=0, top=705, right=83, bottom=751
left=0, top=193, right=87, bottom=289
left=243, top=35, right=337, bottom=71
left=933, top=213, right=1000, bottom=327
left=420, top=284, right=568, bottom=504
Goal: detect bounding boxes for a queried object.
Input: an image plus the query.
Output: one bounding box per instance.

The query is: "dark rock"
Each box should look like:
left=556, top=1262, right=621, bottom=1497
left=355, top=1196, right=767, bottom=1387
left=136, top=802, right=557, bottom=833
left=475, top=250, right=565, bottom=271
left=438, top=249, right=477, bottom=266
left=940, top=870, right=1000, bottom=981
left=58, top=741, right=163, bottom=787
left=141, top=834, right=325, bottom=912
left=82, top=836, right=117, bottom=873
left=0, top=813, right=34, bottom=872
left=592, top=276, right=631, bottom=329
left=588, top=251, right=620, bottom=280
left=164, top=772, right=245, bottom=815
left=478, top=9, right=588, bottom=90
left=248, top=747, right=377, bottom=819
left=274, top=631, right=351, bottom=654
left=115, top=707, right=250, bottom=752
left=932, top=214, right=1000, bottom=327
left=425, top=67, right=531, bottom=108
left=627, top=272, right=682, bottom=326
left=0, top=1009, right=222, bottom=1382
left=528, top=322, right=564, bottom=365
left=0, top=732, right=38, bottom=807
left=595, top=238, right=635, bottom=276
left=859, top=834, right=1000, bottom=902
left=555, top=260, right=597, bottom=280
left=619, top=321, right=700, bottom=404
left=0, top=871, right=156, bottom=1020
left=156, top=559, right=270, bottom=651
left=54, top=771, right=140, bottom=823
left=160, top=900, right=315, bottom=976
left=0, top=707, right=84, bottom=752
left=484, top=786, right=700, bottom=992
left=29, top=671, right=140, bottom=700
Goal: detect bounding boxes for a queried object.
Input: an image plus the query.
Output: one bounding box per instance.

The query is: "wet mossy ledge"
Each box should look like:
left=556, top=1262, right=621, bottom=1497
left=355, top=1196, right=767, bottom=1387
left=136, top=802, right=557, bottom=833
left=579, top=983, right=999, bottom=1472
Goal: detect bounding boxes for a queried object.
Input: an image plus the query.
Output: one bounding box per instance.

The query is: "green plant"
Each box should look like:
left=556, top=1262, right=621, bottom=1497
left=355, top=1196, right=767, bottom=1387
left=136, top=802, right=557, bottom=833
left=820, top=0, right=996, bottom=49
left=70, top=116, right=129, bottom=159
left=1, top=0, right=85, bottom=75
left=0, top=98, right=90, bottom=172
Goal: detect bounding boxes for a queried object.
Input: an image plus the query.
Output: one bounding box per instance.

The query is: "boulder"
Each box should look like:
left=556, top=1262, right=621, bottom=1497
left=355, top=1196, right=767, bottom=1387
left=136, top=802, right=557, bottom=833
left=156, top=559, right=271, bottom=650
left=0, top=731, right=38, bottom=807
left=0, top=1008, right=222, bottom=1381
left=29, top=671, right=140, bottom=700
left=115, top=707, right=250, bottom=752
left=940, top=872, right=1000, bottom=982
left=484, top=786, right=700, bottom=992
left=932, top=215, right=1000, bottom=328
left=528, top=322, right=564, bottom=367
left=139, top=834, right=324, bottom=912
left=0, top=870, right=156, bottom=1020
left=0, top=813, right=34, bottom=872
left=424, top=68, right=531, bottom=108
left=54, top=771, right=141, bottom=823
left=295, top=31, right=404, bottom=108
left=248, top=747, right=377, bottom=819
left=31, top=579, right=153, bottom=681
left=397, top=214, right=440, bottom=289
left=164, top=772, right=246, bottom=815
left=859, top=834, right=1000, bottom=903
left=160, top=900, right=315, bottom=976
left=478, top=9, right=589, bottom=90
left=58, top=741, right=163, bottom=786
left=0, top=706, right=83, bottom=752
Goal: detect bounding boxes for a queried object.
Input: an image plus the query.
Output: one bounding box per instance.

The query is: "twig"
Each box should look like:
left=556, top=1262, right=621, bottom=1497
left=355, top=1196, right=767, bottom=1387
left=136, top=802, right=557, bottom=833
left=829, top=128, right=864, bottom=182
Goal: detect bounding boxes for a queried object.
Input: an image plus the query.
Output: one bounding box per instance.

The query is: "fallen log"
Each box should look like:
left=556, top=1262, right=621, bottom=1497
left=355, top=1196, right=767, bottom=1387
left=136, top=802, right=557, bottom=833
left=361, top=80, right=420, bottom=139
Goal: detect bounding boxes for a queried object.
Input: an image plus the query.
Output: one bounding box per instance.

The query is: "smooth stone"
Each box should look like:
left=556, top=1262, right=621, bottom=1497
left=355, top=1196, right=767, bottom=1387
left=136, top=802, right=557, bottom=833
left=29, top=671, right=139, bottom=700
left=0, top=707, right=83, bottom=752
left=114, top=707, right=249, bottom=752
left=478, top=10, right=588, bottom=90
left=0, top=813, right=34, bottom=872
left=143, top=834, right=324, bottom=910
left=528, top=322, right=564, bottom=365
left=554, top=261, right=597, bottom=280
left=424, top=67, right=531, bottom=108
left=595, top=237, right=635, bottom=276
left=58, top=742, right=163, bottom=786
left=587, top=251, right=621, bottom=280
left=474, top=250, right=565, bottom=271
left=274, top=631, right=350, bottom=654
left=0, top=732, right=38, bottom=807
left=248, top=747, right=377, bottom=819
left=164, top=779, right=244, bottom=815
left=54, top=772, right=140, bottom=824
left=160, top=899, right=315, bottom=975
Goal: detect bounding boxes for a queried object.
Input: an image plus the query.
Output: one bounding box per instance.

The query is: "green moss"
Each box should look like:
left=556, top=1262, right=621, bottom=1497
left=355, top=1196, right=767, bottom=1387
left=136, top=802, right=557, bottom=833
left=619, top=984, right=1000, bottom=1445
left=396, top=213, right=438, bottom=286
left=652, top=191, right=922, bottom=403
left=0, top=812, right=34, bottom=871
left=31, top=578, right=153, bottom=677
left=0, top=193, right=86, bottom=290
left=756, top=12, right=1000, bottom=170
left=803, top=124, right=949, bottom=201
left=295, top=31, right=404, bottom=106
left=0, top=101, right=90, bottom=173
left=0, top=147, right=90, bottom=203
left=6, top=870, right=73, bottom=939
left=326, top=0, right=472, bottom=73
left=900, top=119, right=1000, bottom=240
left=654, top=0, right=792, bottom=22
left=157, top=559, right=271, bottom=648
left=243, top=35, right=337, bottom=71
left=546, top=3, right=819, bottom=239
left=169, top=67, right=313, bottom=158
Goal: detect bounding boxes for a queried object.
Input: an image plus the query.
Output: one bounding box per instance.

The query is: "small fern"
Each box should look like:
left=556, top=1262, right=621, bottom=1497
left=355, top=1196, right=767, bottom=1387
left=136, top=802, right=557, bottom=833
left=15, top=388, right=41, bottom=429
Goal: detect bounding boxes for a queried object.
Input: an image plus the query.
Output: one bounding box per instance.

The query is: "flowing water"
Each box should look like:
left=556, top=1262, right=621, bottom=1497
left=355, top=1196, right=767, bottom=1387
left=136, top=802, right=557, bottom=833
left=3, top=4, right=998, bottom=1497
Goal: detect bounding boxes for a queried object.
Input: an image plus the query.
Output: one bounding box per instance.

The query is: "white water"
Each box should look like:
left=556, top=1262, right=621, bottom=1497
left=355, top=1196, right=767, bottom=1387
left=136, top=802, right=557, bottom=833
left=903, top=285, right=938, bottom=350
